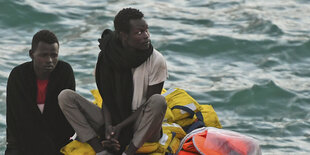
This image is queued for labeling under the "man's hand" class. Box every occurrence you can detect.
[106,124,122,140]
[101,140,120,152]
[111,124,122,140]
[104,124,122,152]
[105,124,113,140]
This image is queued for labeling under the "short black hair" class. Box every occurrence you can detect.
[31,30,59,51]
[114,8,144,34]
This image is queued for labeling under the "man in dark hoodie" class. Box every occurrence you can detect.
[58,8,168,155]
[5,30,75,155]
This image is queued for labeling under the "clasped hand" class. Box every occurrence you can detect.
[102,124,122,151]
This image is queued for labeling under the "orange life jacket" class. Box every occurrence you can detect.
[177,127,261,155]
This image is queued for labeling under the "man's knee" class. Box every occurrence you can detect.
[58,89,76,109]
[148,94,167,112]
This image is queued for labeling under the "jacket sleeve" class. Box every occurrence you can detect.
[65,63,76,91]
[5,69,21,154]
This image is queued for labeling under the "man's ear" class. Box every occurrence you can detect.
[29,49,34,59]
[119,31,129,47]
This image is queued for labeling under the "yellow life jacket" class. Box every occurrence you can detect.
[200,104,222,129]
[60,140,95,155]
[162,88,202,121]
[136,142,160,154]
[174,116,197,127]
[162,88,222,134]
[167,135,181,154]
[137,123,185,154]
[164,107,175,123]
[90,89,102,108]
[161,123,186,139]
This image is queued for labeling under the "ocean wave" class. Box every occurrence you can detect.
[238,17,284,36]
[218,80,294,108]
[160,36,278,57]
[0,1,59,28]
[187,0,241,9]
[0,114,5,127]
[0,0,309,154]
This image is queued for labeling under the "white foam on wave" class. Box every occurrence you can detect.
[0,114,5,126]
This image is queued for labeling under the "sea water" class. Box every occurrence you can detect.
[0,0,310,154]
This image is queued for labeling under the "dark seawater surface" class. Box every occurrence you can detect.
[0,0,310,154]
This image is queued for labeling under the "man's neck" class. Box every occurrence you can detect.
[35,70,50,80]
